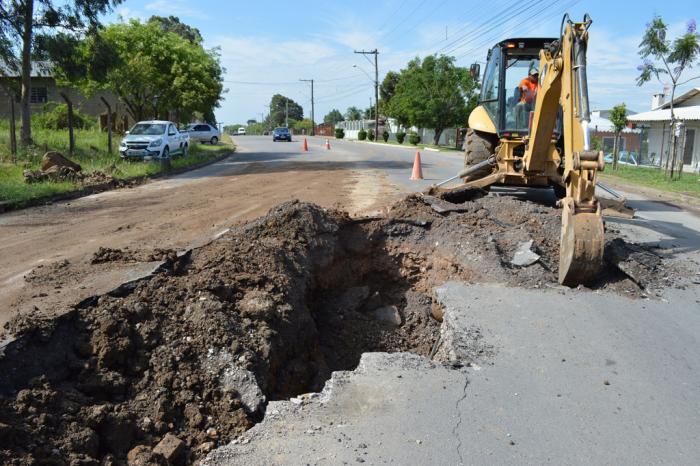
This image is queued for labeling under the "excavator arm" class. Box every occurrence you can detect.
[524,14,604,285]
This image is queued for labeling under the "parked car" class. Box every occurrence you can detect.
[184,123,220,144]
[604,151,639,166]
[237,127,246,135]
[272,127,292,142]
[119,121,189,160]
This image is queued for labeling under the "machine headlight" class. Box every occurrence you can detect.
[148,138,163,148]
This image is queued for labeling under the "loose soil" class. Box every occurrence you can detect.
[0,195,677,465]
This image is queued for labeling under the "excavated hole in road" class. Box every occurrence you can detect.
[0,197,675,465]
[0,202,451,465]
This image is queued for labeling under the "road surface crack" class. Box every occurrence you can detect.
[452,370,469,465]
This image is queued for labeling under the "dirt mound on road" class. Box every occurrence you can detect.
[0,196,672,465]
[91,247,178,264]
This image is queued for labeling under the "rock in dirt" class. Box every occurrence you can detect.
[153,433,185,464]
[511,240,540,267]
[41,151,82,172]
[373,305,402,326]
[127,445,167,465]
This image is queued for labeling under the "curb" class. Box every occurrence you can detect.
[1,150,235,215]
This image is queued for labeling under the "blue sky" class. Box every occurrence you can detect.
[107,0,699,125]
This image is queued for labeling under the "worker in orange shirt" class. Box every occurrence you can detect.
[519,68,539,109]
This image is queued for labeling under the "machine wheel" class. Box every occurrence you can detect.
[552,182,566,199]
[210,136,219,145]
[464,128,496,180]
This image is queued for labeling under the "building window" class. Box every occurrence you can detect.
[30,87,48,104]
[602,136,625,153]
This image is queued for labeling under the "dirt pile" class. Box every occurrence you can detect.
[0,195,672,465]
[91,247,178,265]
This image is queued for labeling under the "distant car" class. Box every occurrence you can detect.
[604,151,639,166]
[184,123,220,144]
[119,121,189,160]
[272,127,292,142]
[237,127,246,135]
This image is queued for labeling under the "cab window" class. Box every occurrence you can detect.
[504,56,539,132]
[480,46,501,123]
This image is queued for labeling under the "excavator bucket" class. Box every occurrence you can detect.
[558,199,605,286]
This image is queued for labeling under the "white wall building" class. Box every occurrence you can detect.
[628,88,700,172]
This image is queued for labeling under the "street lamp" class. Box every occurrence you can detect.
[353,64,374,84]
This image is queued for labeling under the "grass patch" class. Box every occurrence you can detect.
[601,164,700,198]
[0,120,234,206]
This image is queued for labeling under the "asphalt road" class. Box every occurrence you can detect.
[3,136,700,464]
[206,137,700,465]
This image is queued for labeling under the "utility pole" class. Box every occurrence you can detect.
[354,49,379,139]
[300,79,315,136]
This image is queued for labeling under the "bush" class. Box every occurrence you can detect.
[408,131,421,145]
[396,131,406,144]
[34,102,94,130]
[367,129,375,141]
[334,128,345,139]
[382,130,389,142]
[358,129,367,141]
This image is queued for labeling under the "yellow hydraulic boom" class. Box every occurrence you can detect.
[428,14,604,286]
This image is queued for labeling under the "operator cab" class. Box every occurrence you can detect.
[477,37,558,138]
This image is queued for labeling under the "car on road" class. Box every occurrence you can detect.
[272,127,292,142]
[184,123,221,144]
[604,151,639,166]
[237,127,246,135]
[119,121,189,160]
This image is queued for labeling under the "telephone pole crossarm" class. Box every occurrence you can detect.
[354,49,379,138]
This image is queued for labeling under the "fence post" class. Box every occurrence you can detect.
[9,95,17,163]
[60,92,74,155]
[100,96,113,154]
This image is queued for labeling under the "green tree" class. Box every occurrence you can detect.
[608,104,628,170]
[637,17,700,179]
[345,106,362,121]
[0,0,123,145]
[59,20,224,123]
[267,94,303,127]
[386,55,478,145]
[379,70,400,112]
[293,118,314,133]
[363,106,376,119]
[147,15,203,44]
[323,108,344,125]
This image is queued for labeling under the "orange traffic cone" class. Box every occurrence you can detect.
[325,139,331,150]
[303,138,309,151]
[410,151,424,180]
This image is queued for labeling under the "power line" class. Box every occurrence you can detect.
[440,0,551,56]
[454,0,580,61]
[430,0,522,54]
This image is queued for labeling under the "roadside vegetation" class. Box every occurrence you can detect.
[0,119,233,207]
[601,164,700,198]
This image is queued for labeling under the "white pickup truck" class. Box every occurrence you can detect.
[119,120,190,160]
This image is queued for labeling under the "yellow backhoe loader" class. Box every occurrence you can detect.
[429,14,615,286]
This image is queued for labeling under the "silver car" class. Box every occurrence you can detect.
[184,123,220,144]
[119,121,189,160]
